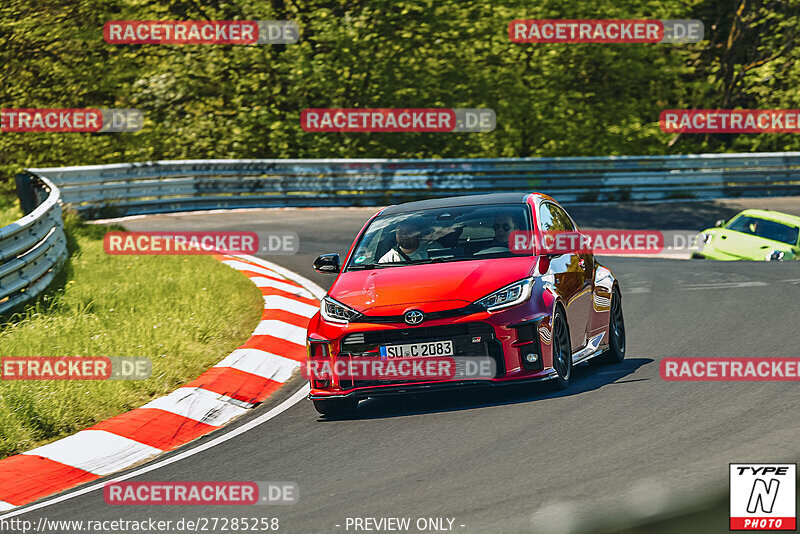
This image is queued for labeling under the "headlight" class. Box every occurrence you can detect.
[475,278,534,312]
[693,233,712,249]
[765,250,790,261]
[320,297,360,324]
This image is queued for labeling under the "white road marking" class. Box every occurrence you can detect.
[626,287,651,294]
[221,260,288,279]
[235,255,327,300]
[263,295,318,318]
[214,348,299,382]
[254,320,307,346]
[681,281,767,290]
[252,277,314,298]
[1,385,310,518]
[141,387,250,426]
[22,431,162,476]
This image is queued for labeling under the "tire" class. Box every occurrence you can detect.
[312,398,358,417]
[551,308,572,390]
[600,286,626,364]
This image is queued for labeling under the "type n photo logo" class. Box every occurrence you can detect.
[730,464,796,530]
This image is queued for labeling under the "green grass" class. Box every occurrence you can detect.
[0,195,22,228]
[0,211,264,458]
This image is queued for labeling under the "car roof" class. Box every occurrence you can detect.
[379,192,532,216]
[735,209,800,227]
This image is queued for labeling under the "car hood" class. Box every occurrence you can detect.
[706,228,796,259]
[330,257,535,315]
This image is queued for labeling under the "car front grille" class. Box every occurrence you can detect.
[337,322,504,388]
[350,304,483,324]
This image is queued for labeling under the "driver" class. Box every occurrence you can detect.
[492,213,518,249]
[379,217,432,263]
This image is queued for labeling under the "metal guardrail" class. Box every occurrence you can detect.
[0,174,68,315]
[24,152,800,218]
[4,151,800,311]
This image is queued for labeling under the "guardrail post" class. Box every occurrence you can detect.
[15,172,35,214]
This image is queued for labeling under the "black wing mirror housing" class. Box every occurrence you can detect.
[314,253,340,274]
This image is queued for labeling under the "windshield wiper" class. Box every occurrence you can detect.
[408,257,450,264]
[347,262,403,270]
[348,257,461,270]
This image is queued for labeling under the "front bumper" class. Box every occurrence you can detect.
[307,371,559,400]
[307,306,557,399]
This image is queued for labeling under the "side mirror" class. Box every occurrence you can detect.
[313,253,340,274]
[538,255,551,274]
[714,219,726,228]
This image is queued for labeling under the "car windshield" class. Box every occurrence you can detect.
[346,204,531,270]
[725,215,799,246]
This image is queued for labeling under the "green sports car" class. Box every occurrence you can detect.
[692,209,800,261]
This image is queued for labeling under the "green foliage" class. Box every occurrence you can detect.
[0,217,264,458]
[0,195,22,226]
[0,0,799,190]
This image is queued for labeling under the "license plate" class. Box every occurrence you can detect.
[379,340,454,359]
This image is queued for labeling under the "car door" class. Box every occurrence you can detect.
[538,202,592,351]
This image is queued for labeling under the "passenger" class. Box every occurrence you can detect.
[379,218,433,263]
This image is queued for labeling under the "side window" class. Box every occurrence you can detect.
[550,204,575,231]
[538,203,557,231]
[539,203,573,232]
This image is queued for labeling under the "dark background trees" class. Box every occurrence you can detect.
[1,0,799,194]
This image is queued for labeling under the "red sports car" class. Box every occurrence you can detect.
[306,193,625,416]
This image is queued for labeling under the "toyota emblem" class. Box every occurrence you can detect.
[403,310,425,325]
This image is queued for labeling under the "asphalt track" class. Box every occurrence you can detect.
[8,198,800,534]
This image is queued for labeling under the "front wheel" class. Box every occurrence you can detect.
[312,398,358,417]
[551,309,572,390]
[600,286,626,364]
